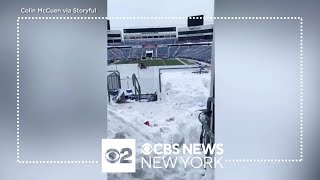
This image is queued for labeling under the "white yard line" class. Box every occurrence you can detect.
[176,58,188,65]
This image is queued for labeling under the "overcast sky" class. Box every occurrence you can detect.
[107,0,215,29]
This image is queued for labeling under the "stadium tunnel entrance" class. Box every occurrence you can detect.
[145,50,153,58]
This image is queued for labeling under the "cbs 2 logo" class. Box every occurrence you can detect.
[105,148,132,164]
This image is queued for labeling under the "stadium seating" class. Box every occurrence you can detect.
[121,48,131,59]
[108,45,212,62]
[107,42,123,46]
[107,38,213,62]
[130,48,143,59]
[156,47,169,58]
[178,46,212,62]
[124,39,176,46]
[172,46,189,57]
[168,46,178,57]
[108,48,124,60]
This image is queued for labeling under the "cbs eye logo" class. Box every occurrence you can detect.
[101,139,136,173]
[105,148,132,164]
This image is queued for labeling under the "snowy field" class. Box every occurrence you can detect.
[107,64,209,95]
[107,64,214,179]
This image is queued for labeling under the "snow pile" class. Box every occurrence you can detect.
[107,70,212,180]
[161,71,210,109]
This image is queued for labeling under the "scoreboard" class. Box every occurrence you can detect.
[188,15,204,27]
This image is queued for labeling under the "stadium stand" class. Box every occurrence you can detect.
[121,48,131,59]
[108,48,123,60]
[107,24,213,62]
[130,48,143,59]
[157,47,169,58]
[177,46,212,62]
[124,39,176,46]
[172,46,189,57]
[168,46,178,58]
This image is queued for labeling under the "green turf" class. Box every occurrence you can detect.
[114,59,187,66]
[176,58,195,65]
[181,60,194,65]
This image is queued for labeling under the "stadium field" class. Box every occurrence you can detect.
[180,59,195,65]
[114,58,195,66]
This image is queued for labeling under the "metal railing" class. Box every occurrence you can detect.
[107,70,121,102]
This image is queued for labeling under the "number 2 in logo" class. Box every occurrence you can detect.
[105,148,132,164]
[102,139,136,173]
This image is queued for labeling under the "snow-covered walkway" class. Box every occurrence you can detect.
[107,70,213,179]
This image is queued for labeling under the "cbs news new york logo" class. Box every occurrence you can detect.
[101,139,136,173]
